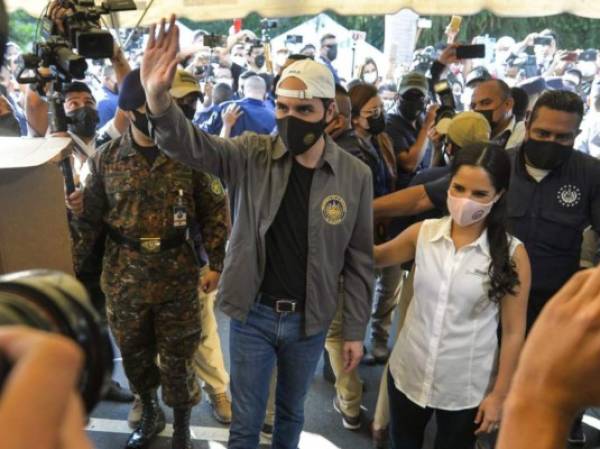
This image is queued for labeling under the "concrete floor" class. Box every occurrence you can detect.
[87,309,600,449]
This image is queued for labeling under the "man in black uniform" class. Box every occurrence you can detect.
[374,90,600,445]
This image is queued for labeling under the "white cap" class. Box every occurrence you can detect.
[276,59,335,100]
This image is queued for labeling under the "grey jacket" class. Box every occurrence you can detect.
[151,100,374,340]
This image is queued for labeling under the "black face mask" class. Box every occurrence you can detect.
[367,113,386,135]
[0,113,21,137]
[66,106,99,138]
[326,44,338,62]
[132,110,151,138]
[399,98,425,122]
[178,102,196,121]
[523,138,573,170]
[254,55,266,69]
[276,114,326,156]
[477,108,497,129]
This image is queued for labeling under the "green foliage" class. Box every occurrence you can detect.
[8,9,37,52]
[417,11,600,50]
[8,8,600,54]
[182,10,600,52]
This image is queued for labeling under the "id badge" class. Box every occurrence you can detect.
[173,206,188,229]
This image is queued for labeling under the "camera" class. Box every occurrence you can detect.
[0,270,114,413]
[434,80,456,123]
[260,19,278,30]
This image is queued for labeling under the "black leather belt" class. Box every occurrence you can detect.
[257,292,300,313]
[107,227,186,254]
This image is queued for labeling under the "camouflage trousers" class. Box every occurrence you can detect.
[106,290,202,408]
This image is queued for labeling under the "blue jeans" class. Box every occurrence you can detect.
[228,302,326,449]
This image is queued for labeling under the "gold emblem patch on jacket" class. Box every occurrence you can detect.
[321,195,347,225]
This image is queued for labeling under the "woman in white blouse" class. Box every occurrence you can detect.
[375,143,531,449]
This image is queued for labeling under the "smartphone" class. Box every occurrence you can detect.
[562,52,579,62]
[456,44,486,60]
[534,36,553,46]
[448,16,462,34]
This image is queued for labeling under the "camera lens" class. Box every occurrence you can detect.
[0,270,113,413]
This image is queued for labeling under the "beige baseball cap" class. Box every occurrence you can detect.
[170,69,201,99]
[435,111,491,148]
[276,59,335,100]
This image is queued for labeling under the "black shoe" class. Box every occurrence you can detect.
[568,416,586,445]
[125,391,166,449]
[323,351,336,384]
[172,407,193,449]
[106,380,135,403]
[333,397,361,430]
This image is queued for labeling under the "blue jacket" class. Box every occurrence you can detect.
[201,98,276,137]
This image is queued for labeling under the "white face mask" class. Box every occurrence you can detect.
[363,71,378,84]
[446,191,499,227]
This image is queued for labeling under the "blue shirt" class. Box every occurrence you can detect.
[194,104,219,127]
[96,86,119,129]
[201,98,276,137]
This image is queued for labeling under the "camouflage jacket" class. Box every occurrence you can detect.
[71,130,227,302]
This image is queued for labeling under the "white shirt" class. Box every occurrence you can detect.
[389,217,522,410]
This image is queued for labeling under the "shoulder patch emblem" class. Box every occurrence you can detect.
[210,179,224,195]
[321,195,347,225]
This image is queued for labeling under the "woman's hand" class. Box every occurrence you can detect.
[475,392,504,435]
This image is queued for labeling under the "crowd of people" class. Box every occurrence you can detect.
[1,5,600,449]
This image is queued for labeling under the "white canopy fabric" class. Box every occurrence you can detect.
[8,0,600,25]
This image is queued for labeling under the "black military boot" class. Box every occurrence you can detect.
[125,390,166,449]
[172,407,192,449]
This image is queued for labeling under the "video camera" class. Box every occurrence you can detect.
[0,270,113,413]
[17,0,136,86]
[434,80,456,123]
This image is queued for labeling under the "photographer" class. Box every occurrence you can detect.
[386,72,439,191]
[0,327,93,449]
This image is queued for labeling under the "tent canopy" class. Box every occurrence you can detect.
[8,0,600,26]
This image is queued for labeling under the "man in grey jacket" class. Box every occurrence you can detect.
[139,16,374,449]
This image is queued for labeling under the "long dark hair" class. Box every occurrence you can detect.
[451,143,519,302]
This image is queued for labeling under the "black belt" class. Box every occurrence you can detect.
[257,292,301,313]
[107,227,187,254]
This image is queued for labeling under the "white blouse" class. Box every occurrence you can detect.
[389,216,522,411]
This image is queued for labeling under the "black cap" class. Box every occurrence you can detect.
[118,68,146,112]
[64,81,95,99]
[465,67,492,88]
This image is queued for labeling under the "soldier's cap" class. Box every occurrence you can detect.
[435,111,491,148]
[398,72,429,97]
[276,59,335,100]
[118,68,146,112]
[170,69,201,99]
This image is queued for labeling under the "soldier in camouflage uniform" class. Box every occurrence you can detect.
[71,69,227,449]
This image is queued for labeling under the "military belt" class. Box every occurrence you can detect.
[107,227,186,254]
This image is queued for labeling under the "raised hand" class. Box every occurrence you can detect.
[141,15,180,115]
